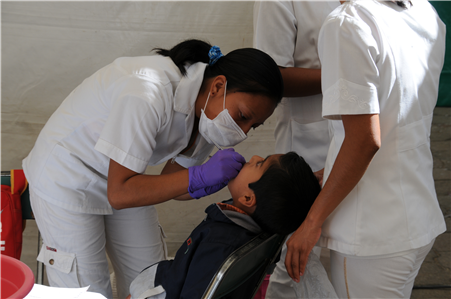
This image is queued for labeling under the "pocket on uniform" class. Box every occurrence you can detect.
[37,244,76,274]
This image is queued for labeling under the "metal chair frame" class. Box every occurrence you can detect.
[202,232,287,299]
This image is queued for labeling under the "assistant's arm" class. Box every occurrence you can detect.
[253,1,322,98]
[279,67,322,97]
[285,114,381,282]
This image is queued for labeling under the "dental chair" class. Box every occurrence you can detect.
[201,232,287,299]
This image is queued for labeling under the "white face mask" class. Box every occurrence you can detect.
[198,82,247,149]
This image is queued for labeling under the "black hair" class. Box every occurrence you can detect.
[391,1,411,9]
[154,39,283,105]
[249,152,321,235]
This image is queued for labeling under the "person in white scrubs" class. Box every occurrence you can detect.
[22,39,284,299]
[253,1,340,298]
[285,1,447,298]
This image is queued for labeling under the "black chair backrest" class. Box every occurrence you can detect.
[202,232,287,299]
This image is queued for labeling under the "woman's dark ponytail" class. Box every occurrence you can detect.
[154,39,211,76]
[155,39,283,105]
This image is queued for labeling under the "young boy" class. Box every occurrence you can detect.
[128,152,321,299]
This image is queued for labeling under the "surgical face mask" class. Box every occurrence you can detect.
[198,82,247,149]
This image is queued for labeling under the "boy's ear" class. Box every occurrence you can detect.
[238,193,257,209]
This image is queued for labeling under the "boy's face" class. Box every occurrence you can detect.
[228,154,282,210]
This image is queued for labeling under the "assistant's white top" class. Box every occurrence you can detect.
[23,56,214,214]
[318,0,446,256]
[253,1,340,171]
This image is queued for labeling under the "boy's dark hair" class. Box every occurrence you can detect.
[154,39,283,106]
[249,152,321,235]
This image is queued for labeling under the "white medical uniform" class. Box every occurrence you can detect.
[318,0,446,297]
[23,56,214,298]
[254,2,340,298]
[253,0,340,172]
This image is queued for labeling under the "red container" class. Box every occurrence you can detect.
[1,255,34,299]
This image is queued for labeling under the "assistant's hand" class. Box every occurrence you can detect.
[285,218,322,282]
[314,168,324,186]
[188,148,246,199]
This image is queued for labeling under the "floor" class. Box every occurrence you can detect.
[19,107,450,298]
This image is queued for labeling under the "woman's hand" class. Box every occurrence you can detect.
[314,168,324,186]
[285,114,381,282]
[188,148,245,198]
[285,217,322,282]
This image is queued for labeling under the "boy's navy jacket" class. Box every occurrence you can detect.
[150,200,261,298]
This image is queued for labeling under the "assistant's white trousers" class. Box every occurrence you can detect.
[30,189,167,299]
[266,234,337,299]
[266,236,434,299]
[330,240,434,299]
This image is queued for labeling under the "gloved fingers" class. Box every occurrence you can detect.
[188,148,245,193]
[231,150,246,165]
[224,161,244,179]
[189,187,206,199]
[205,181,228,194]
[189,182,227,199]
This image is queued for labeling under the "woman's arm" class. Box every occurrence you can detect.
[160,160,193,200]
[285,114,381,282]
[279,67,322,97]
[107,149,245,209]
[107,159,190,210]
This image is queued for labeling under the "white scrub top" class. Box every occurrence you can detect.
[23,56,214,214]
[318,0,446,256]
[253,0,340,171]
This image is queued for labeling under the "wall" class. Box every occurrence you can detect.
[1,1,255,170]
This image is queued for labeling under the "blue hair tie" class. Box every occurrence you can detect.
[208,46,224,66]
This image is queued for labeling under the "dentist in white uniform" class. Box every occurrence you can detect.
[23,39,284,299]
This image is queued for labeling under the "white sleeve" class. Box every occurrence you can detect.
[253,0,297,67]
[319,14,381,120]
[95,79,168,174]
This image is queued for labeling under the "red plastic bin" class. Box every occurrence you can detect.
[1,255,34,299]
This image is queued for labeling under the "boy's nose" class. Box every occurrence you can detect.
[249,155,263,164]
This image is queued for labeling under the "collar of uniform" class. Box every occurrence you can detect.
[173,62,208,115]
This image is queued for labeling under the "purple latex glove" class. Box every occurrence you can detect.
[189,182,227,200]
[188,148,246,199]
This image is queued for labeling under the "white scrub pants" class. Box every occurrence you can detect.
[30,190,167,299]
[330,240,435,299]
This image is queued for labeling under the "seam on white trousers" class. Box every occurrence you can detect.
[344,257,350,299]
